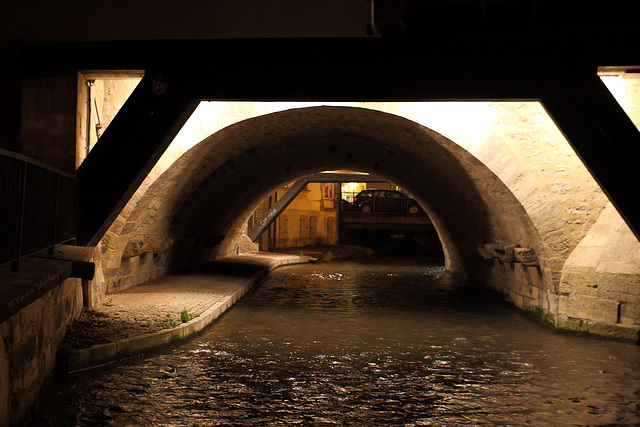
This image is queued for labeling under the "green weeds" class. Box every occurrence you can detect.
[156,313,178,329]
[135,310,200,330]
[180,309,199,323]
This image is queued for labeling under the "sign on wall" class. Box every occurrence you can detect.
[323,183,334,199]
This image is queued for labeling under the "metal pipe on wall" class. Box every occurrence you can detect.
[85,79,95,156]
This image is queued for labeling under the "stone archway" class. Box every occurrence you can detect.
[98,106,553,318]
[89,102,640,341]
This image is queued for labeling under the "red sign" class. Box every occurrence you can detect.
[323,183,334,199]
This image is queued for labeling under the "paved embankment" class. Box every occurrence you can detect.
[68,253,307,370]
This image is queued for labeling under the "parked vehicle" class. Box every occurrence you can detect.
[350,189,422,213]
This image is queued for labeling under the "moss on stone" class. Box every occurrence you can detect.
[526,305,556,326]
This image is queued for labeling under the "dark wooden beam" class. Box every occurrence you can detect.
[541,73,640,240]
[20,33,640,79]
[248,179,310,242]
[76,72,198,245]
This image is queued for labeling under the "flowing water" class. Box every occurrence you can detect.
[35,257,640,426]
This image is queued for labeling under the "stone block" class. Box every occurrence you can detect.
[557,317,639,342]
[140,253,153,269]
[133,271,151,287]
[530,286,540,302]
[521,296,536,308]
[579,233,607,247]
[559,272,579,295]
[122,239,144,258]
[557,294,569,318]
[514,247,538,266]
[0,332,9,425]
[529,266,545,289]
[513,293,524,308]
[564,294,619,323]
[562,270,598,295]
[121,222,136,235]
[596,260,639,275]
[620,317,638,326]
[116,328,184,358]
[512,174,540,201]
[122,239,173,258]
[543,290,558,313]
[626,281,640,297]
[70,342,117,369]
[130,256,140,274]
[620,301,640,325]
[118,258,132,276]
[572,245,604,269]
[180,315,210,338]
[513,263,527,282]
[598,275,640,299]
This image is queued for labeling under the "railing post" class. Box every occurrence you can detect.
[12,162,27,271]
[49,174,60,255]
[2,149,78,268]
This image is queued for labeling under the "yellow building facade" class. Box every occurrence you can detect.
[255,182,340,250]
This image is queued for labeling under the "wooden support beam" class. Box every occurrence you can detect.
[76,72,198,246]
[542,73,640,240]
[248,179,310,242]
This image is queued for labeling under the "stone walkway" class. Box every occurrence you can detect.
[68,253,306,369]
[100,253,304,323]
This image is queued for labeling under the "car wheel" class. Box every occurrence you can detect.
[362,204,372,213]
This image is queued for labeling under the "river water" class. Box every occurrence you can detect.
[36,257,640,426]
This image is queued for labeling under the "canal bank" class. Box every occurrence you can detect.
[61,253,308,371]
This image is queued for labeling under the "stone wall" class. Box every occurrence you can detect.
[558,204,640,340]
[20,75,77,174]
[90,236,170,305]
[93,105,548,303]
[0,55,21,153]
[0,278,83,426]
[75,72,142,168]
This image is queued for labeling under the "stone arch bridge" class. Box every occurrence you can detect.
[85,95,640,342]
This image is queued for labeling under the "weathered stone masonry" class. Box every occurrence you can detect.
[89,95,640,342]
[0,278,82,425]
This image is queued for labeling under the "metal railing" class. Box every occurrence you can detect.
[0,149,77,270]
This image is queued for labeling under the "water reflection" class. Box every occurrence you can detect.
[36,256,640,425]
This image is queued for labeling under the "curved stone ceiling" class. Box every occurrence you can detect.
[122,106,546,288]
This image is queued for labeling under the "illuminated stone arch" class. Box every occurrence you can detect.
[100,106,555,314]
